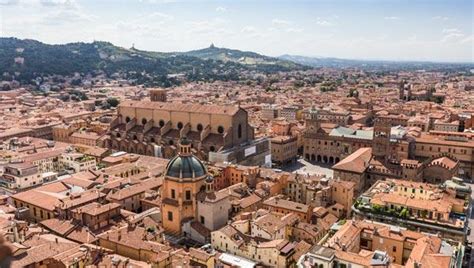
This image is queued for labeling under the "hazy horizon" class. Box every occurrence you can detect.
[0,0,472,63]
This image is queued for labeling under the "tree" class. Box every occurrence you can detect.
[107,97,120,107]
[399,208,409,218]
[1,84,11,91]
[71,78,82,86]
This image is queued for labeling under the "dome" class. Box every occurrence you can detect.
[165,154,207,179]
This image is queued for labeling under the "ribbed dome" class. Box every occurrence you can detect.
[165,154,207,179]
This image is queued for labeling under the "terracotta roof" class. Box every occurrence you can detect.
[263,195,309,214]
[120,100,241,116]
[190,220,211,237]
[40,219,76,236]
[107,179,162,201]
[12,235,78,267]
[239,194,262,209]
[430,156,458,170]
[332,147,372,174]
[72,202,121,216]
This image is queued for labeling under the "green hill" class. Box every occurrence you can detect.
[0,38,309,85]
[181,44,303,70]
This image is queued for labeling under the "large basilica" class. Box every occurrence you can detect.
[108,99,254,160]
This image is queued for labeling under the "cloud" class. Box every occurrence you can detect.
[186,18,233,36]
[441,29,465,43]
[240,26,266,38]
[138,0,177,3]
[286,27,303,33]
[272,19,291,26]
[384,16,400,20]
[40,8,97,25]
[442,28,461,34]
[37,0,96,25]
[432,16,449,21]
[39,0,75,6]
[216,6,226,12]
[147,12,174,20]
[241,26,256,33]
[460,35,473,44]
[316,18,333,26]
[0,0,19,5]
[441,33,465,42]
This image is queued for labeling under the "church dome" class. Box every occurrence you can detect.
[165,155,207,179]
[164,137,207,179]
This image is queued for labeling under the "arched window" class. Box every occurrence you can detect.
[237,124,242,139]
[197,123,203,132]
[125,116,131,123]
[217,126,224,134]
[150,137,155,143]
[133,135,137,141]
[142,118,147,125]
[159,120,165,127]
[177,122,183,130]
[116,133,121,138]
[209,146,216,152]
[169,140,174,146]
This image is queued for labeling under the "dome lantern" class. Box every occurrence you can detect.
[165,137,207,180]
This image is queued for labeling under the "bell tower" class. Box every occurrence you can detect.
[372,118,391,162]
[304,107,321,134]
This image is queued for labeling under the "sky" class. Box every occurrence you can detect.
[0,0,472,62]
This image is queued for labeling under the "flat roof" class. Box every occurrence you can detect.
[218,253,256,268]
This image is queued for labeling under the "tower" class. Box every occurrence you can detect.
[150,89,167,102]
[304,107,321,134]
[372,118,391,161]
[399,81,405,100]
[161,137,208,235]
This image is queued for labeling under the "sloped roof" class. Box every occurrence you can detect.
[332,148,372,174]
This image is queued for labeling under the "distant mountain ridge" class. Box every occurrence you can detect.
[279,54,474,70]
[0,38,309,85]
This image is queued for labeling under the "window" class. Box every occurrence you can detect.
[393,246,397,252]
[159,120,165,127]
[197,123,203,132]
[142,118,147,125]
[217,126,224,134]
[237,124,242,138]
[177,122,183,129]
[171,189,176,199]
[185,190,191,200]
[125,116,131,123]
[200,216,205,224]
[167,211,173,221]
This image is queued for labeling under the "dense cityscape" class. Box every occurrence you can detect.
[0,1,473,268]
